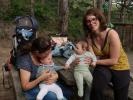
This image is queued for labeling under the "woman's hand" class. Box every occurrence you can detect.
[39,70,51,81]
[74,58,80,64]
[44,72,58,85]
[20,69,51,91]
[74,57,92,65]
[91,61,96,67]
[84,57,92,64]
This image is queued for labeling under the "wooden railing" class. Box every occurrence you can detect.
[113,23,133,51]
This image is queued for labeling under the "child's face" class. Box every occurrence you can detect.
[74,43,84,54]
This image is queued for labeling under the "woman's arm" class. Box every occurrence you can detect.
[97,29,120,65]
[20,69,51,91]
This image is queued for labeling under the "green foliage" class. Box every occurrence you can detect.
[68,8,84,39]
[10,0,31,15]
[35,0,59,33]
[69,0,93,11]
[35,2,45,17]
[0,0,31,20]
[67,0,93,39]
[0,0,133,40]
[0,0,91,39]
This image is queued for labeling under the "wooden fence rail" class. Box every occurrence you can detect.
[113,23,133,51]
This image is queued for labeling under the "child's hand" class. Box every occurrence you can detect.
[91,62,96,67]
[39,70,51,81]
[64,64,70,69]
[45,72,58,85]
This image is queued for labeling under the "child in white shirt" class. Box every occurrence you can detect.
[36,52,65,100]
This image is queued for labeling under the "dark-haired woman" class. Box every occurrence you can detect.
[83,8,130,100]
[16,37,72,100]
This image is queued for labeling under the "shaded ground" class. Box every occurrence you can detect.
[0,39,15,100]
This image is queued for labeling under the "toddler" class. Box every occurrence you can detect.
[36,52,65,100]
[64,40,97,98]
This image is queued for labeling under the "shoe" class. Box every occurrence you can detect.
[77,96,83,100]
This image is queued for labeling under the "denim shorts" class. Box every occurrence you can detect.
[24,82,73,100]
[24,86,58,100]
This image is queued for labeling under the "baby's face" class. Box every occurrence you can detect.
[74,43,84,54]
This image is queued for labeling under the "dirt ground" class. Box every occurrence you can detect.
[0,39,15,100]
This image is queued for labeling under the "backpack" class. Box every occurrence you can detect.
[14,15,38,50]
[2,16,39,89]
[5,15,39,70]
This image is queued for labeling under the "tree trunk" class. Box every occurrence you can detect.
[107,0,112,24]
[119,0,126,22]
[41,0,45,5]
[93,0,97,8]
[31,0,35,16]
[58,0,69,36]
[97,0,104,10]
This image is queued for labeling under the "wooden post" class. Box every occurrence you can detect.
[41,0,45,5]
[58,0,69,36]
[31,0,35,16]
[93,0,97,8]
[107,0,112,24]
[97,0,104,10]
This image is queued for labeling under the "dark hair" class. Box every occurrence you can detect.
[31,37,51,53]
[17,42,32,55]
[83,8,107,37]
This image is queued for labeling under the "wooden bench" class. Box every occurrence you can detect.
[10,66,26,100]
[9,56,133,100]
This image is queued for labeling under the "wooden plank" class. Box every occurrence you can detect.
[10,67,26,100]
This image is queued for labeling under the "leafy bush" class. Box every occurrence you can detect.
[1,0,132,40]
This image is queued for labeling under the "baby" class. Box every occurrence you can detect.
[64,40,97,98]
[36,52,65,100]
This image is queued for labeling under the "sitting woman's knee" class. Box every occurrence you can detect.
[43,92,57,100]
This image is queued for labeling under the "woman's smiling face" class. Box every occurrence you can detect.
[86,15,100,32]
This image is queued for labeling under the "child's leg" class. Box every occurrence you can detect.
[36,84,48,100]
[83,71,93,87]
[48,83,64,100]
[74,71,84,97]
[83,71,93,100]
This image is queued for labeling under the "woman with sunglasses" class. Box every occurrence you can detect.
[82,8,130,100]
